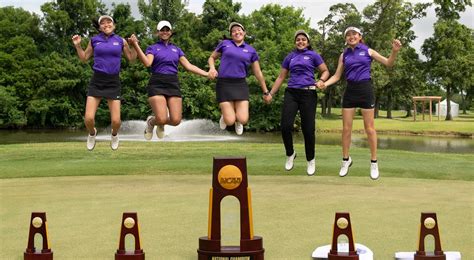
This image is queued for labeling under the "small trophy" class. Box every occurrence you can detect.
[198,157,264,259]
[115,212,145,260]
[414,213,446,260]
[328,212,359,260]
[24,212,53,260]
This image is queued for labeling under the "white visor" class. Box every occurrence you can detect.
[344,27,362,36]
[157,20,172,31]
[98,15,114,24]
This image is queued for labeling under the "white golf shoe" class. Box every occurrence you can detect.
[339,157,352,177]
[86,128,97,151]
[235,122,244,135]
[307,159,316,176]
[370,162,379,180]
[219,116,227,130]
[156,124,165,139]
[110,134,119,150]
[285,152,296,171]
[144,116,155,140]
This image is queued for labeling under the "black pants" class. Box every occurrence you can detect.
[281,88,317,161]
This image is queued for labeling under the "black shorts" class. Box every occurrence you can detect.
[147,73,181,97]
[87,72,121,100]
[342,80,375,109]
[216,78,249,103]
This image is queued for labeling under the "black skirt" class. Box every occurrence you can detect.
[147,73,181,97]
[215,78,249,103]
[342,80,375,109]
[87,72,121,100]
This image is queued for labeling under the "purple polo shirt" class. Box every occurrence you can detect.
[282,49,324,89]
[91,33,124,75]
[343,43,372,82]
[215,39,259,78]
[146,41,185,75]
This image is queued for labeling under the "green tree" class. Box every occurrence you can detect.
[317,3,362,116]
[422,0,473,120]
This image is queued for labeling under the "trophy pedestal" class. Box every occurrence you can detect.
[395,252,460,260]
[24,250,53,260]
[115,250,145,260]
[198,236,264,259]
[312,243,373,260]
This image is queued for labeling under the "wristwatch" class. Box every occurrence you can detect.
[263,91,271,96]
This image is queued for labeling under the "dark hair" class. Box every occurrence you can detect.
[294,33,313,50]
[92,17,100,32]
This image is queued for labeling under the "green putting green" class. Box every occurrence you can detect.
[1,175,472,259]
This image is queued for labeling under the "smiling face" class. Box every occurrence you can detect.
[345,30,362,47]
[295,34,309,50]
[99,18,115,35]
[158,27,172,41]
[230,25,245,43]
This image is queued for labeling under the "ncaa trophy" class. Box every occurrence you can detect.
[414,213,446,260]
[115,212,145,260]
[24,212,53,260]
[328,212,359,260]
[198,157,264,259]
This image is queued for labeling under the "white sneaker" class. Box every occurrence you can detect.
[219,116,227,130]
[110,134,119,150]
[339,157,353,177]
[156,124,165,139]
[235,122,244,135]
[307,159,316,176]
[144,116,155,140]
[285,152,296,171]
[86,128,97,151]
[370,162,379,180]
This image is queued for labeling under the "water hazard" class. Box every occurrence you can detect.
[0,119,473,154]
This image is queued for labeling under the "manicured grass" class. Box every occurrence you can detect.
[1,175,472,259]
[0,142,473,180]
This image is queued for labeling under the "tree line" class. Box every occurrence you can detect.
[0,0,472,129]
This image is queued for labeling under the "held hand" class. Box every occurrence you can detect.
[72,35,81,46]
[392,39,402,52]
[263,94,272,104]
[128,34,139,46]
[316,81,326,90]
[208,68,218,80]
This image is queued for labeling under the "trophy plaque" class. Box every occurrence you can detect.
[328,212,359,260]
[24,212,53,260]
[115,212,145,260]
[414,213,446,260]
[198,157,264,260]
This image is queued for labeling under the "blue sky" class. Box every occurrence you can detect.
[2,0,473,58]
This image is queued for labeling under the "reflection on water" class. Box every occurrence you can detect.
[0,119,473,154]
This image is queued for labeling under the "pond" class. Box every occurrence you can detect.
[0,119,472,154]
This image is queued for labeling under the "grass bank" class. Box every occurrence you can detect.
[0,142,472,180]
[315,109,474,137]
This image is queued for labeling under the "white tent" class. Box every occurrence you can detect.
[435,99,459,117]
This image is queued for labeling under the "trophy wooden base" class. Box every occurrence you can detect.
[328,252,359,260]
[414,252,446,260]
[198,236,264,260]
[115,250,145,260]
[24,249,53,260]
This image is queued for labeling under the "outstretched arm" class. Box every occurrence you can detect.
[207,51,220,80]
[265,68,289,104]
[128,34,153,67]
[315,62,330,90]
[322,53,344,88]
[179,56,209,78]
[122,38,137,62]
[251,61,269,94]
[369,39,402,68]
[72,35,92,62]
